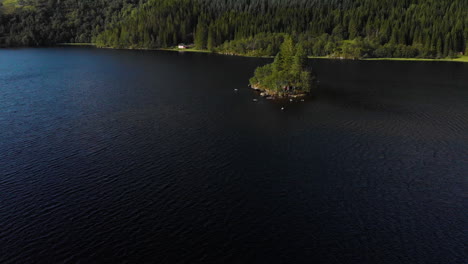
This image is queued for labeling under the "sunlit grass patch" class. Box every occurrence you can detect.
[1,0,34,13]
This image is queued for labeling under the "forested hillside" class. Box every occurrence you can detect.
[1,0,467,59]
[0,0,140,46]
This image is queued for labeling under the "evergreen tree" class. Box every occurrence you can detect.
[1,0,465,60]
[207,25,215,51]
[250,36,313,96]
[195,20,207,50]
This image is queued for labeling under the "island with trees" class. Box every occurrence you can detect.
[249,36,314,99]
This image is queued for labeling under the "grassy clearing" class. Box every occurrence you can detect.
[0,0,34,14]
[56,43,96,47]
[450,55,468,62]
[0,0,17,13]
[308,55,468,63]
[159,47,212,53]
[130,48,468,62]
[57,43,96,46]
[308,56,338,59]
[161,47,276,58]
[363,56,468,63]
[57,43,468,63]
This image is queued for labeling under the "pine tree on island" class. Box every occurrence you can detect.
[249,36,314,98]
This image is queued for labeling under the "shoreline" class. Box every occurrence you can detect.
[362,56,468,63]
[250,84,308,100]
[57,43,96,46]
[54,43,468,63]
[308,56,468,63]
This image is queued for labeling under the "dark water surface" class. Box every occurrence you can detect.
[0,48,467,263]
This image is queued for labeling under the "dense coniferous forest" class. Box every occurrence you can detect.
[1,0,467,59]
[0,0,140,46]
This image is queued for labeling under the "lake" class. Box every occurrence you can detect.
[0,47,466,263]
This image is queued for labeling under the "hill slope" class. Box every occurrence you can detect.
[0,0,140,46]
[1,0,467,59]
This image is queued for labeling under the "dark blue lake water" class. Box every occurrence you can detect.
[0,47,467,263]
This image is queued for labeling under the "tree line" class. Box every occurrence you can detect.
[1,0,467,59]
[0,0,140,46]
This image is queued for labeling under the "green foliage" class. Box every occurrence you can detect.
[0,0,140,47]
[1,0,466,60]
[93,0,196,49]
[216,33,286,57]
[194,19,207,50]
[207,25,215,51]
[250,36,313,95]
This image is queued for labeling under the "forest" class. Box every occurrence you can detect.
[0,0,140,46]
[1,0,467,59]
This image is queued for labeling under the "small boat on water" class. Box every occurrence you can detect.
[281,107,285,110]
[253,99,258,102]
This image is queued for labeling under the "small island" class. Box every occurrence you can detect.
[249,36,315,99]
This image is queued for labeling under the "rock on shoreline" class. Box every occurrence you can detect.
[250,84,308,99]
